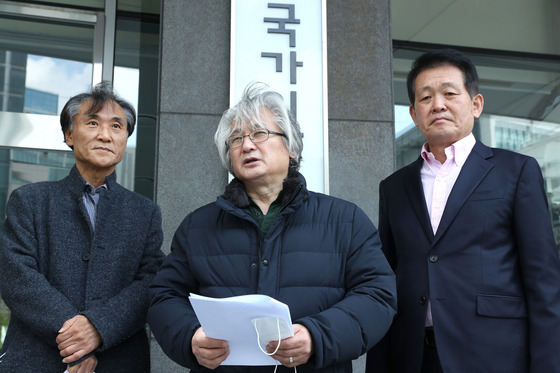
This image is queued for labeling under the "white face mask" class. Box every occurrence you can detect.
[252,316,297,372]
[252,316,293,354]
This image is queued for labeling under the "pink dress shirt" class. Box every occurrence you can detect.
[420,133,476,326]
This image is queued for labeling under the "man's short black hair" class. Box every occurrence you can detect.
[406,48,479,106]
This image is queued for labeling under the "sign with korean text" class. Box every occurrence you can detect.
[231,0,328,193]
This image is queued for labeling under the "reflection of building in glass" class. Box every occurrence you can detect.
[479,116,560,152]
[6,150,75,193]
[24,88,58,115]
[478,116,560,199]
[396,115,560,248]
[0,50,27,112]
[0,58,74,226]
[479,116,560,247]
[0,50,29,225]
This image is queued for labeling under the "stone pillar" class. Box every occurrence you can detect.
[152,1,231,370]
[327,0,394,225]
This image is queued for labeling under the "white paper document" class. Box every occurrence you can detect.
[189,293,294,366]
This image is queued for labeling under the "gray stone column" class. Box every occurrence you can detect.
[327,0,394,225]
[152,1,231,371]
[152,0,394,371]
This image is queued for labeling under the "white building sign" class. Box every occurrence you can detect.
[231,0,328,193]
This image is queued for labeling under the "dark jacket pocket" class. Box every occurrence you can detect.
[468,190,504,201]
[477,294,527,318]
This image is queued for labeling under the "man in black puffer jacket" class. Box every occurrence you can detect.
[148,82,396,373]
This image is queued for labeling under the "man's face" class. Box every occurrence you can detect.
[65,99,128,178]
[410,65,483,149]
[229,109,293,188]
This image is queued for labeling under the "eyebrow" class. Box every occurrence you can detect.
[84,113,126,125]
[417,81,461,93]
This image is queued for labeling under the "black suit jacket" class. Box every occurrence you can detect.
[367,141,560,373]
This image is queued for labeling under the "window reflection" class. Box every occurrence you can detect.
[1,51,26,112]
[25,55,92,113]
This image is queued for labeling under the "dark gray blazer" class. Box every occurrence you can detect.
[0,166,164,372]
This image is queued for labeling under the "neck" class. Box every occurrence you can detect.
[425,141,451,164]
[76,163,113,188]
[245,183,283,215]
[430,146,448,164]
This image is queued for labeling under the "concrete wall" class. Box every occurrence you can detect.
[151,0,394,371]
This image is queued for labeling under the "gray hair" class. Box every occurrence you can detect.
[214,82,304,176]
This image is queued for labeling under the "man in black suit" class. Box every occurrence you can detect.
[366,49,560,373]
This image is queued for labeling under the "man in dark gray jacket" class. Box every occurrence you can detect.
[0,82,164,372]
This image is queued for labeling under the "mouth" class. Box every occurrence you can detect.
[243,157,260,165]
[431,117,450,125]
[95,147,113,153]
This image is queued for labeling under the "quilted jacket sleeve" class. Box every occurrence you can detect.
[296,205,397,369]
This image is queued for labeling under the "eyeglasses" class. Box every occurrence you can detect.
[227,129,286,149]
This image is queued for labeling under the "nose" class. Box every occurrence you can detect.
[241,134,256,152]
[432,94,447,112]
[96,123,112,142]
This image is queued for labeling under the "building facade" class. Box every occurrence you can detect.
[0,0,558,372]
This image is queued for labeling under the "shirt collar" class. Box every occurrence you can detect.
[84,182,108,195]
[421,133,476,166]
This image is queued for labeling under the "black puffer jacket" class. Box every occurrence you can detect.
[148,174,396,372]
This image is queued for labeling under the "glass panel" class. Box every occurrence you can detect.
[391,0,560,56]
[26,54,92,114]
[28,0,104,10]
[118,0,160,15]
[0,9,95,149]
[393,44,560,252]
[26,0,161,14]
[114,8,160,200]
[0,10,95,63]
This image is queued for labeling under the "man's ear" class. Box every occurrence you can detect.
[472,94,484,119]
[65,129,74,147]
[409,105,419,127]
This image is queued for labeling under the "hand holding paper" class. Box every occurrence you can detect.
[266,323,314,367]
[189,293,294,366]
[191,327,230,369]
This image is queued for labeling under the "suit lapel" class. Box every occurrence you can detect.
[432,141,494,246]
[404,157,435,242]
